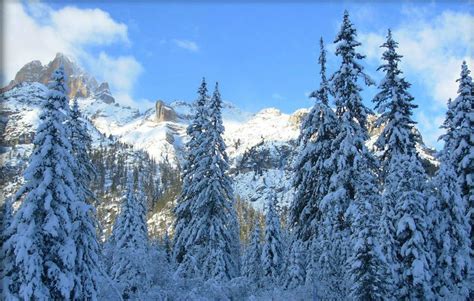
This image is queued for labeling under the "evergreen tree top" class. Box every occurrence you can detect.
[210,83,223,125]
[48,65,66,88]
[187,77,209,137]
[372,29,418,163]
[334,10,361,52]
[457,61,472,96]
[377,30,403,76]
[439,98,454,152]
[331,10,374,134]
[207,82,228,162]
[310,37,330,105]
[197,77,208,107]
[45,65,69,112]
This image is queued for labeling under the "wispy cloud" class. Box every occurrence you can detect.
[3,1,144,108]
[359,8,474,148]
[172,39,199,52]
[359,10,474,105]
[271,93,285,101]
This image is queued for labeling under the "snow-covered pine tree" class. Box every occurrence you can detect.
[330,10,374,136]
[431,153,470,298]
[372,29,418,177]
[291,37,340,245]
[69,97,96,202]
[284,239,305,289]
[176,82,240,281]
[67,97,102,300]
[70,199,101,300]
[110,172,150,298]
[318,10,375,298]
[0,198,16,297]
[1,66,78,300]
[261,192,284,286]
[446,62,474,248]
[371,30,425,298]
[390,154,433,299]
[430,91,471,299]
[242,220,263,287]
[173,78,209,266]
[346,164,388,300]
[439,98,454,153]
[304,233,319,289]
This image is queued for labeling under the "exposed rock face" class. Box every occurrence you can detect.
[289,108,308,128]
[94,82,115,104]
[3,53,100,101]
[13,60,45,83]
[155,100,177,122]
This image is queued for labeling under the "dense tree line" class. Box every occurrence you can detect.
[1,10,472,300]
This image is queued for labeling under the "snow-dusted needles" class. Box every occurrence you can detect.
[1,10,472,300]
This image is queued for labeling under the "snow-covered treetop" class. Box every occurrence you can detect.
[309,38,330,106]
[372,29,418,164]
[46,65,69,112]
[456,61,472,97]
[208,82,228,161]
[331,10,374,135]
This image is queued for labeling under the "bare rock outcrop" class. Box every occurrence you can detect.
[155,100,177,122]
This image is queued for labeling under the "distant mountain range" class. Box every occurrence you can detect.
[0,53,439,235]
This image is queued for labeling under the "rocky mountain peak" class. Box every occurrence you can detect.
[257,108,282,117]
[13,60,45,83]
[289,108,309,128]
[3,53,109,102]
[94,82,115,104]
[155,100,177,122]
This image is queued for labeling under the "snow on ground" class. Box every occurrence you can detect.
[224,108,301,160]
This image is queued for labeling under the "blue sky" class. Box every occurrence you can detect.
[4,0,473,148]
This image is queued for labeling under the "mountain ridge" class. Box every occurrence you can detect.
[1,54,438,216]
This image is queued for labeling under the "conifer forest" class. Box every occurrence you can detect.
[1,8,473,301]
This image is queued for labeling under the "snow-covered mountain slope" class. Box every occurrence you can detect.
[1,54,438,215]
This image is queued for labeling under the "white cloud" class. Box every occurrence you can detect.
[359,9,473,148]
[3,1,143,108]
[360,10,474,105]
[172,39,199,52]
[50,7,129,46]
[271,93,285,100]
[416,112,445,149]
[91,52,143,96]
[114,92,155,110]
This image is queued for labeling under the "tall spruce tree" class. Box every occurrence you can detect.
[1,66,78,300]
[431,152,470,298]
[430,66,472,299]
[318,10,375,298]
[68,97,101,300]
[330,10,374,136]
[346,164,388,300]
[241,220,263,287]
[284,239,305,289]
[389,154,433,299]
[446,62,474,247]
[173,79,209,266]
[176,83,240,281]
[0,198,16,298]
[291,38,339,244]
[261,192,284,286]
[110,172,150,298]
[372,30,418,176]
[69,98,96,202]
[372,30,427,298]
